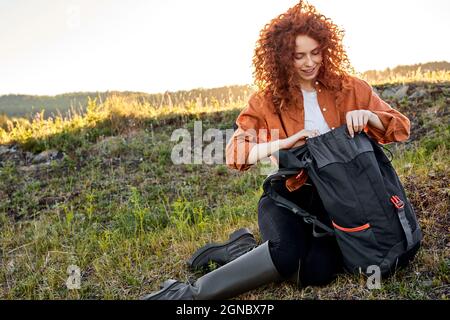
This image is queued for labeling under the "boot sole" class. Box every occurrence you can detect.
[187,228,255,270]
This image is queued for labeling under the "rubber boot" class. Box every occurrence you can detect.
[187,228,257,271]
[142,241,282,300]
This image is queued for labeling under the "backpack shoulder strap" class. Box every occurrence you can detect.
[263,170,335,238]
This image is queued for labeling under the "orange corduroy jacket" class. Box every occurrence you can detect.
[225,76,411,191]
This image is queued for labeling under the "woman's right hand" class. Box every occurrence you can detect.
[281,129,320,149]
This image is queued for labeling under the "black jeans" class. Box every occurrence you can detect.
[258,178,343,286]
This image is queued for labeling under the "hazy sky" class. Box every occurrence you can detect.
[1,0,449,95]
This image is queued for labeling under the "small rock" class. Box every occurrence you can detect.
[409,89,427,100]
[32,150,63,164]
[25,152,34,163]
[0,146,10,156]
[394,85,409,100]
[382,88,397,99]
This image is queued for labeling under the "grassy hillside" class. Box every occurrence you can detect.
[0,85,253,120]
[0,78,449,299]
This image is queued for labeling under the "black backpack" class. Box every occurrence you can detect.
[263,125,422,277]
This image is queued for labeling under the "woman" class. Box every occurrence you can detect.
[144,1,410,300]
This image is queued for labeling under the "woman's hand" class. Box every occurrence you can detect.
[346,110,386,137]
[281,129,320,149]
[345,110,373,138]
[247,129,318,165]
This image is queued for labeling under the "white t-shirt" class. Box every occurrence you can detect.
[302,89,331,135]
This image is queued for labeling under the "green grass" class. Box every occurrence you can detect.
[0,81,449,300]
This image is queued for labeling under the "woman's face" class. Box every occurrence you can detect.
[293,35,323,83]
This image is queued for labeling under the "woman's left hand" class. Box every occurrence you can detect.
[345,110,374,138]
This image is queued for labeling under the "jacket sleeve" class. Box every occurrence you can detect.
[225,93,268,171]
[354,78,411,144]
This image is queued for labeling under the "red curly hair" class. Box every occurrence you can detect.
[252,1,354,113]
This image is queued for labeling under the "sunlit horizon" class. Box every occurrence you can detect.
[1,0,449,96]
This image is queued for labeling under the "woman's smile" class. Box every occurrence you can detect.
[300,65,318,76]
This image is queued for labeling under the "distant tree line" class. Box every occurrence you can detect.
[1,61,449,120]
[0,92,107,119]
[0,85,255,120]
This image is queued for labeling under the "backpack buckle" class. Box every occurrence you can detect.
[390,195,404,209]
[303,217,314,225]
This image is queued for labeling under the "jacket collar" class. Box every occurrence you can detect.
[314,77,331,91]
